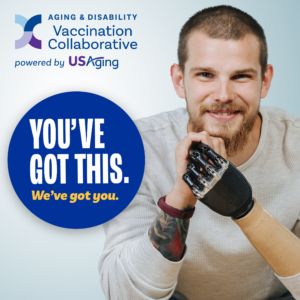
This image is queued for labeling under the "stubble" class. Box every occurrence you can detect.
[187,101,260,157]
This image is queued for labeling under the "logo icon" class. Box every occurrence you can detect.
[15,14,42,49]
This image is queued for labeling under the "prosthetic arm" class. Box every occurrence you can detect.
[183,142,300,298]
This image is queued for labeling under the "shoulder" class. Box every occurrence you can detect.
[135,107,188,134]
[134,108,188,190]
[134,107,188,149]
[262,106,300,129]
[261,106,300,161]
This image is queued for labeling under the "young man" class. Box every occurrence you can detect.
[99,6,300,300]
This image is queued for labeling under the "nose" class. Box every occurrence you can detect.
[212,78,235,103]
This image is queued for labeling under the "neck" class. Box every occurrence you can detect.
[228,113,262,167]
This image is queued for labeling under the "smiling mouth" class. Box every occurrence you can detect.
[208,110,241,116]
[206,110,242,120]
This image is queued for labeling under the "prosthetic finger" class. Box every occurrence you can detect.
[191,142,228,170]
[186,163,213,190]
[182,142,254,219]
[189,150,215,176]
[182,172,206,199]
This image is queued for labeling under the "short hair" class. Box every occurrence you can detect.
[178,5,268,77]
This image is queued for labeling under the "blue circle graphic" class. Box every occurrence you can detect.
[8,92,145,229]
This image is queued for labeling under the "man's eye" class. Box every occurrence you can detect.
[198,72,214,78]
[233,74,251,79]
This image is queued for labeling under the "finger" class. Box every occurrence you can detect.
[185,131,213,148]
[211,137,221,156]
[218,138,227,159]
[176,131,213,159]
[208,138,221,167]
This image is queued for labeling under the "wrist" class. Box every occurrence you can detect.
[231,197,255,220]
[166,184,197,210]
[233,198,265,229]
[158,196,195,219]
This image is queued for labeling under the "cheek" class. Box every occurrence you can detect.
[235,83,261,108]
[185,79,211,108]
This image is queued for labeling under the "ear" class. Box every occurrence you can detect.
[170,64,186,98]
[260,64,274,99]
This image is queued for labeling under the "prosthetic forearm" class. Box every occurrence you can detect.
[183,142,300,278]
[234,200,300,278]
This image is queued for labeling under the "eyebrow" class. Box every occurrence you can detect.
[190,67,217,74]
[190,67,258,76]
[233,68,258,76]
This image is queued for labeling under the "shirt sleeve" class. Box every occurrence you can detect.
[292,217,300,239]
[274,217,300,300]
[275,272,300,300]
[98,180,186,300]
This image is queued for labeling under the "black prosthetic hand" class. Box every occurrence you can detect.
[182,142,254,219]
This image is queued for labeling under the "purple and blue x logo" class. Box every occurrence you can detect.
[15,14,42,49]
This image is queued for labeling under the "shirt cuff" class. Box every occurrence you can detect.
[275,272,300,300]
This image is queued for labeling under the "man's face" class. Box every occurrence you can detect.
[183,32,262,156]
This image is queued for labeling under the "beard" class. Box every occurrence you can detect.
[188,101,260,157]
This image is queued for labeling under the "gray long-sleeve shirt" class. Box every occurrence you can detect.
[99,106,300,300]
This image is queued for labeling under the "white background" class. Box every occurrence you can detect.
[1,0,300,299]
